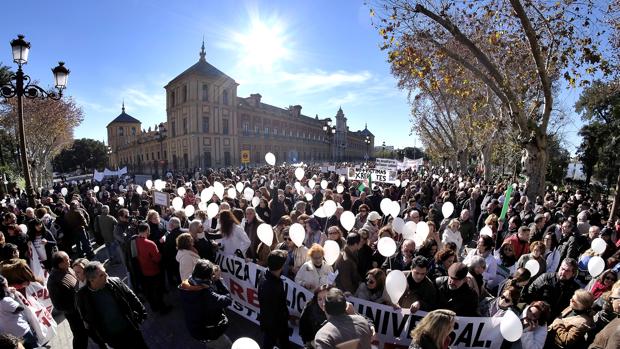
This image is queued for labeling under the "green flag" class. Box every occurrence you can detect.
[499,184,513,221]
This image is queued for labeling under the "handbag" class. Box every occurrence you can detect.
[204,313,229,340]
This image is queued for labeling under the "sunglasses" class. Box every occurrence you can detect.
[500,295,513,303]
[283,237,291,241]
[605,276,617,281]
[366,278,375,284]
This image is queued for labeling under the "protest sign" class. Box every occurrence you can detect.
[153,191,170,207]
[214,253,504,348]
[376,158,400,171]
[347,168,397,183]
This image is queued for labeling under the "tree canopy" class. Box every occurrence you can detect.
[53,138,108,173]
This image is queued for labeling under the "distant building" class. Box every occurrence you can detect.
[566,161,586,181]
[107,42,374,173]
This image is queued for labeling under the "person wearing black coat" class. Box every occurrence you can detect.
[525,258,581,319]
[178,259,232,348]
[299,286,329,346]
[435,263,479,317]
[557,220,589,263]
[258,250,291,349]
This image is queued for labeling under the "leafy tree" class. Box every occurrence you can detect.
[371,0,612,200]
[545,134,570,185]
[53,138,108,173]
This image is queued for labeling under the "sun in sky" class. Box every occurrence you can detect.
[231,12,292,71]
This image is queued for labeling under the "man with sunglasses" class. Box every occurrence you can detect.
[590,288,620,349]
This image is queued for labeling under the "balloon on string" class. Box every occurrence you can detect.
[177,186,186,197]
[591,238,607,255]
[340,211,355,231]
[553,185,558,191]
[184,205,195,217]
[500,310,523,342]
[378,237,397,257]
[232,337,260,349]
[236,182,244,193]
[308,179,316,188]
[394,179,401,188]
[380,198,392,216]
[294,182,302,192]
[449,173,454,178]
[172,197,183,211]
[324,240,340,265]
[389,201,401,218]
[19,224,27,234]
[207,203,219,219]
[93,186,100,193]
[385,270,407,304]
[459,182,465,189]
[119,185,124,191]
[61,188,68,196]
[265,152,276,166]
[588,256,605,277]
[257,224,274,246]
[403,221,417,240]
[314,206,326,218]
[201,187,214,202]
[227,187,236,199]
[323,200,337,217]
[136,186,143,195]
[305,193,313,201]
[320,180,328,190]
[438,177,444,183]
[524,259,540,276]
[289,223,306,247]
[414,222,429,246]
[480,226,493,237]
[198,202,207,211]
[339,175,346,183]
[251,197,260,208]
[154,179,164,191]
[295,167,305,181]
[442,202,455,218]
[458,176,463,182]
[402,179,409,188]
[336,184,344,194]
[145,180,153,190]
[117,197,125,206]
[392,217,405,234]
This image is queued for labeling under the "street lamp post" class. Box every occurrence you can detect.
[364,135,371,161]
[155,122,167,178]
[322,120,336,162]
[0,35,70,207]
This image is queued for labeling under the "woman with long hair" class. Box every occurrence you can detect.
[354,268,392,305]
[543,231,561,273]
[431,247,457,280]
[299,285,332,347]
[218,210,250,257]
[26,218,57,271]
[244,207,264,260]
[408,309,456,349]
[586,269,618,300]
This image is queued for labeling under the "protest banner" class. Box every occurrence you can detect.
[214,253,504,348]
[347,168,397,183]
[375,158,400,171]
[399,157,424,171]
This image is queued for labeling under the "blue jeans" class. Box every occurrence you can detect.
[105,240,122,264]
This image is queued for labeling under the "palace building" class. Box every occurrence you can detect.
[107,42,374,174]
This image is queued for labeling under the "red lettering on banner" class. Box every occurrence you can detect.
[247,287,260,308]
[229,279,246,301]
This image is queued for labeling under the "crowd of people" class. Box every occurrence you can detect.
[0,162,619,349]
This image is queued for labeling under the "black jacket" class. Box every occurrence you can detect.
[257,270,289,334]
[558,233,589,262]
[299,297,326,343]
[526,272,580,319]
[178,279,232,340]
[435,276,479,316]
[76,277,146,338]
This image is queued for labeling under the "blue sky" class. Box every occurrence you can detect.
[1,0,585,153]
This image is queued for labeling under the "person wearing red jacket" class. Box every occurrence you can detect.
[503,226,531,259]
[135,222,171,314]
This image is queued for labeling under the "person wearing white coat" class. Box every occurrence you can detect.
[463,235,498,284]
[510,303,549,349]
[176,233,201,280]
[295,244,333,292]
[442,219,463,252]
[219,210,251,256]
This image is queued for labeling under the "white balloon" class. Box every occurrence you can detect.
[323,200,337,217]
[308,179,316,188]
[93,186,100,193]
[207,202,219,219]
[588,256,605,277]
[257,224,274,246]
[289,223,306,247]
[198,202,207,211]
[340,211,355,231]
[336,184,344,194]
[19,224,27,234]
[304,193,313,201]
[232,337,260,349]
[201,187,214,202]
[402,179,409,188]
[439,177,444,183]
[117,197,125,206]
[500,310,523,342]
[403,221,417,240]
[214,182,225,199]
[177,186,186,197]
[61,188,68,196]
[449,173,454,178]
[243,187,255,202]
[414,221,429,246]
[295,167,305,181]
[392,217,405,234]
[553,185,558,191]
[320,180,328,190]
[324,240,341,265]
[380,198,392,216]
[184,205,195,217]
[227,187,236,199]
[480,226,493,237]
[145,180,153,190]
[389,201,401,218]
[172,197,183,211]
[378,237,397,257]
[442,202,455,218]
[236,182,244,193]
[339,175,346,183]
[458,176,463,182]
[294,182,302,192]
[265,152,276,166]
[385,270,407,304]
[136,186,143,195]
[251,197,260,208]
[592,238,607,255]
[394,179,401,188]
[524,259,540,276]
[459,182,465,189]
[154,179,164,191]
[314,206,326,218]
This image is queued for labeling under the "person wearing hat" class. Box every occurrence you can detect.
[369,186,383,215]
[434,262,479,316]
[589,285,620,349]
[362,211,382,245]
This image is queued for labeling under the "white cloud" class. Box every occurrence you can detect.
[327,92,360,107]
[120,87,165,109]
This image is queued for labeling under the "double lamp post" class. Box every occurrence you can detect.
[0,35,70,207]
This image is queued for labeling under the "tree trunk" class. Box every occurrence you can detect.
[522,134,548,202]
[480,145,492,182]
[609,171,620,224]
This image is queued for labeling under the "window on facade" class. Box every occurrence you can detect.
[131,127,136,136]
[182,85,187,102]
[172,155,178,169]
[242,122,249,133]
[171,91,176,107]
[183,118,187,134]
[183,154,188,168]
[202,117,209,133]
[224,151,231,166]
[118,127,124,136]
[202,84,209,101]
[254,125,259,134]
[222,90,229,105]
[264,127,269,135]
[157,151,160,159]
[289,130,293,136]
[223,119,229,135]
[171,121,176,137]
[204,152,212,168]
[273,128,277,135]
[151,152,154,161]
[146,153,149,160]
[296,131,300,138]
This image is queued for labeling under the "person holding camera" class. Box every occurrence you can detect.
[178,259,232,348]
